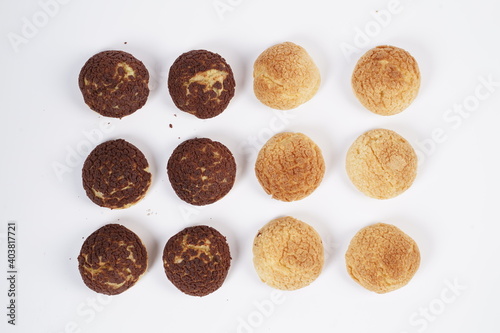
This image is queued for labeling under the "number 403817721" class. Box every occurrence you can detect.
[7,222,16,270]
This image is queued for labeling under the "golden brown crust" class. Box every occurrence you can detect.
[345,223,420,293]
[352,45,420,116]
[253,216,324,290]
[253,42,321,110]
[255,132,325,202]
[346,129,417,199]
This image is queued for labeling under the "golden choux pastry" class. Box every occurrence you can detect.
[253,42,321,110]
[253,216,324,290]
[352,45,420,116]
[255,132,325,202]
[346,128,417,199]
[345,223,420,293]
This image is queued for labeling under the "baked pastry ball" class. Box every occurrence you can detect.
[167,138,236,205]
[82,139,152,209]
[253,216,324,290]
[79,50,150,118]
[78,224,148,295]
[255,132,325,202]
[345,223,420,293]
[253,42,321,110]
[168,49,235,119]
[346,129,417,199]
[352,45,420,116]
[163,225,231,297]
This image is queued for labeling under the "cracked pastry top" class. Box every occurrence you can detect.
[78,50,150,118]
[255,132,325,202]
[352,45,420,116]
[82,139,152,209]
[168,49,235,119]
[345,223,420,293]
[78,224,148,295]
[167,138,236,206]
[345,129,417,200]
[253,216,324,290]
[253,42,321,110]
[163,225,231,297]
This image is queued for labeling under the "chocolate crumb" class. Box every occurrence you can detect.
[78,224,148,295]
[78,50,149,118]
[82,139,152,209]
[167,138,236,205]
[163,225,231,296]
[167,50,235,119]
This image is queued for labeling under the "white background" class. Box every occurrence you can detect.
[1,0,500,332]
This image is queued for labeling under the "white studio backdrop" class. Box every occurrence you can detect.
[1,0,499,332]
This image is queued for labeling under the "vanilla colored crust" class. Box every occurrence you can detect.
[345,223,420,293]
[253,42,321,110]
[253,216,324,291]
[346,129,417,199]
[352,45,420,116]
[255,132,325,202]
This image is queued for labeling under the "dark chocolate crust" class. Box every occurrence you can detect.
[79,50,150,118]
[82,139,151,209]
[167,50,235,119]
[163,225,231,296]
[78,224,148,295]
[167,138,236,206]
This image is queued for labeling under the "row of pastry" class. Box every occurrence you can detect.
[78,43,420,119]
[78,218,419,296]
